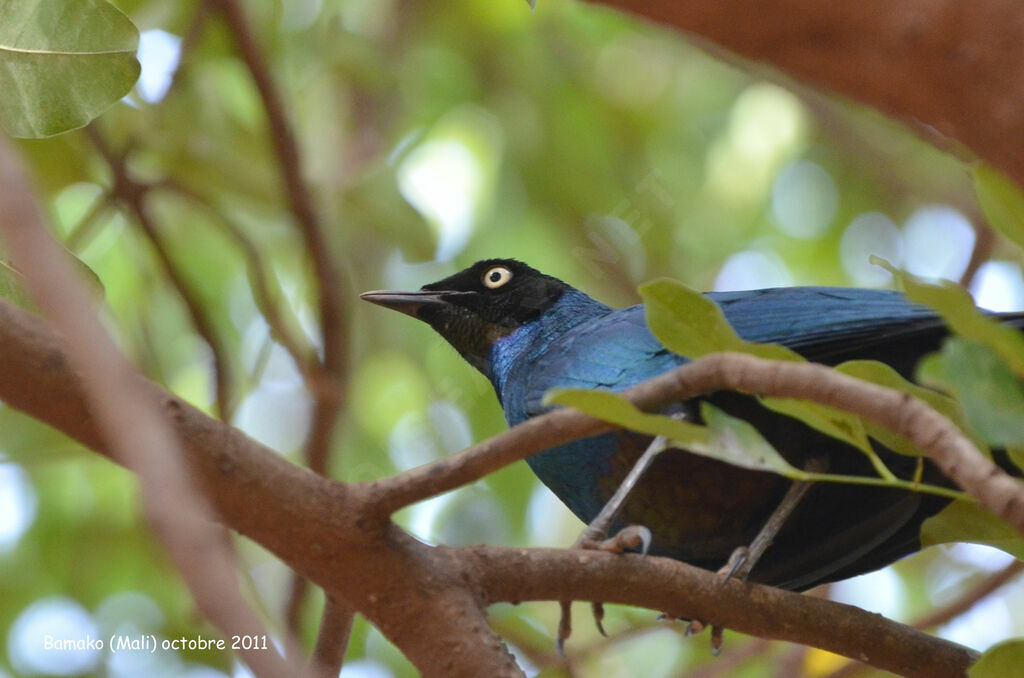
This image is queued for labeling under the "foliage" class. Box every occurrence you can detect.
[969,639,1024,678]
[2,0,1024,677]
[973,163,1024,255]
[0,0,139,137]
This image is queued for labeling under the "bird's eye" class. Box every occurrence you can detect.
[482,266,513,289]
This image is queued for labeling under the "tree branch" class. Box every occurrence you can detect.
[466,546,976,678]
[304,596,355,678]
[204,0,349,406]
[160,179,319,382]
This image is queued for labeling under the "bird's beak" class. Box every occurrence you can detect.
[359,289,452,319]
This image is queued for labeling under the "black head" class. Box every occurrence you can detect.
[361,259,570,373]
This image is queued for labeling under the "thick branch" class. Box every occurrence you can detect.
[594,0,1024,189]
[467,546,976,678]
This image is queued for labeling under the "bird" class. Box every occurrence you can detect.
[361,258,1019,591]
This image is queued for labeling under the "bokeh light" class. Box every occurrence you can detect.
[771,160,838,239]
[713,248,793,291]
[398,106,504,262]
[839,211,903,286]
[705,83,807,205]
[829,568,905,619]
[136,30,182,104]
[971,261,1024,312]
[902,205,975,280]
[8,598,101,676]
[0,455,37,554]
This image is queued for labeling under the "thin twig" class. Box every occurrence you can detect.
[204,0,348,391]
[159,180,317,380]
[162,3,209,102]
[64,190,110,251]
[85,126,234,419]
[914,559,1024,629]
[0,135,295,677]
[771,644,809,678]
[304,596,355,678]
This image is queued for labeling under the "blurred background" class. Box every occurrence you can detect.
[2,0,1023,676]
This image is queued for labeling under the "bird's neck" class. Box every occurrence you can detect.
[487,289,611,398]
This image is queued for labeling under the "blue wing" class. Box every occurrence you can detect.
[521,286,939,416]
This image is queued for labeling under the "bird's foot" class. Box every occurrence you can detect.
[585,524,653,555]
[557,524,654,652]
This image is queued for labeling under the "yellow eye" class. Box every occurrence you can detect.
[482,266,513,289]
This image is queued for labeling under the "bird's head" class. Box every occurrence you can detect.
[361,259,570,374]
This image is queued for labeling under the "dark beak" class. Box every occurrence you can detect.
[359,289,453,319]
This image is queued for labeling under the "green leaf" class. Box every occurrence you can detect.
[0,0,140,138]
[921,500,1024,560]
[699,402,802,476]
[545,387,963,498]
[761,397,874,454]
[0,405,90,466]
[0,237,104,307]
[639,277,877,468]
[972,163,1024,253]
[873,257,1024,378]
[638,277,802,362]
[918,339,1024,448]
[838,359,988,458]
[970,640,1024,678]
[545,387,804,476]
[0,258,34,309]
[543,388,708,445]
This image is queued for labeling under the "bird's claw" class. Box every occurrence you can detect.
[556,600,571,657]
[592,601,607,637]
[711,625,724,655]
